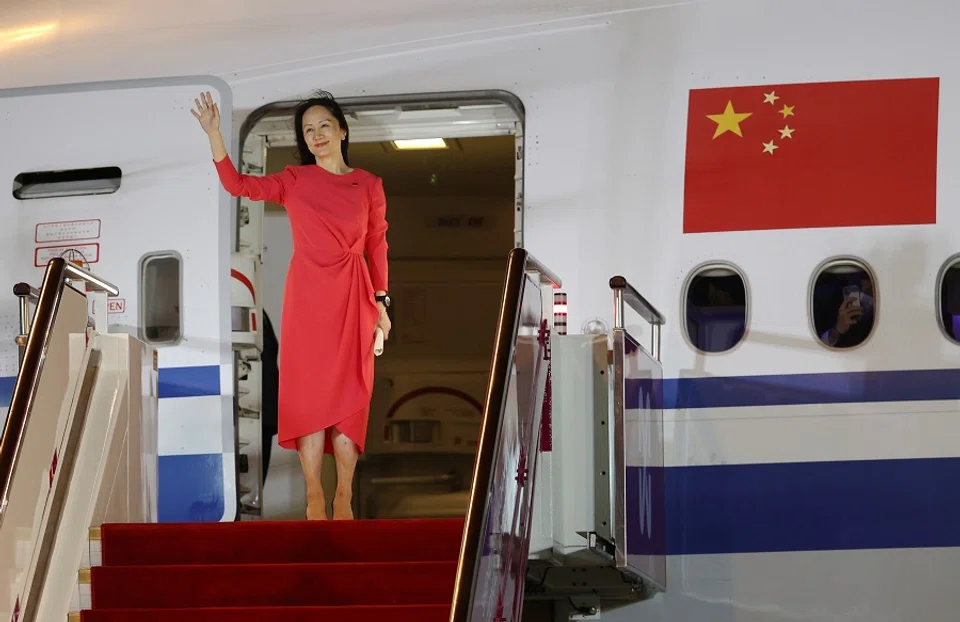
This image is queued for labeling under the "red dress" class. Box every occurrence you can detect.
[214,156,388,455]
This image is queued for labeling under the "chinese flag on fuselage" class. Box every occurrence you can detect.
[682,77,939,234]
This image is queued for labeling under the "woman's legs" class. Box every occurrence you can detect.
[296,429,327,520]
[330,426,359,520]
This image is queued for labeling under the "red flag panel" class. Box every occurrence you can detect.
[682,77,939,234]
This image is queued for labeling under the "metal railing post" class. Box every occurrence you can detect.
[13,283,41,367]
[608,276,666,362]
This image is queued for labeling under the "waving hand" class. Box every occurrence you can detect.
[190,91,220,136]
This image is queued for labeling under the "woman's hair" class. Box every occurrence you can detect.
[293,90,350,165]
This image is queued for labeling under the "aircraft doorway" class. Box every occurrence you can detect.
[237,95,523,520]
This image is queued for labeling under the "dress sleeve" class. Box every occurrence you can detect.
[365,177,389,292]
[214,155,296,205]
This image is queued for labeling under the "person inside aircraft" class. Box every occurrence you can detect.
[191,90,391,521]
[814,272,875,348]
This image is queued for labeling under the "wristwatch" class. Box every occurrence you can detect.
[375,294,391,308]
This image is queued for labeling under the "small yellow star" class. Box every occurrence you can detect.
[763,91,779,105]
[762,141,778,154]
[779,125,795,139]
[706,100,753,139]
[779,104,795,118]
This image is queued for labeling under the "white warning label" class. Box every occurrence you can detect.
[34,243,100,268]
[35,219,101,243]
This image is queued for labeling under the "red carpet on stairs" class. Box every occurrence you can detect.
[80,517,464,621]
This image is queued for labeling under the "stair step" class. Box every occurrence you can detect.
[101,518,464,566]
[79,604,451,621]
[90,561,457,609]
[83,517,465,618]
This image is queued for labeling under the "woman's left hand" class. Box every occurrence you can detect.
[376,303,391,340]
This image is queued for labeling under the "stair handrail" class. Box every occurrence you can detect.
[13,282,40,367]
[0,258,119,528]
[609,275,666,362]
[607,274,668,592]
[450,247,560,621]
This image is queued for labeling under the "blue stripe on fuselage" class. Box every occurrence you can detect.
[4,366,956,409]
[626,458,960,555]
[623,367,960,410]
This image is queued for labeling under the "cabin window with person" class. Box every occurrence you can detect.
[811,260,876,349]
[937,257,960,343]
[684,264,748,353]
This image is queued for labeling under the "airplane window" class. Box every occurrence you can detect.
[12,166,121,200]
[937,258,960,343]
[684,264,747,353]
[139,252,182,346]
[811,259,876,349]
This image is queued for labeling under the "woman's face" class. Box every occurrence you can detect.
[301,105,345,162]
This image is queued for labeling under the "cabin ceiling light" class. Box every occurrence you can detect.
[392,138,448,150]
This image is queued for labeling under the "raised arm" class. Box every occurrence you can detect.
[191,91,294,205]
[213,155,295,204]
[366,177,389,294]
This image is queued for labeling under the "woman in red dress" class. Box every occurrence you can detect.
[191,91,391,521]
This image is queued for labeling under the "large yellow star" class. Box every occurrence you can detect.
[706,101,753,139]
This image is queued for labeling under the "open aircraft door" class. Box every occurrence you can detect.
[0,77,238,523]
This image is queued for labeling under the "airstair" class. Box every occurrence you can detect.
[1,249,667,620]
